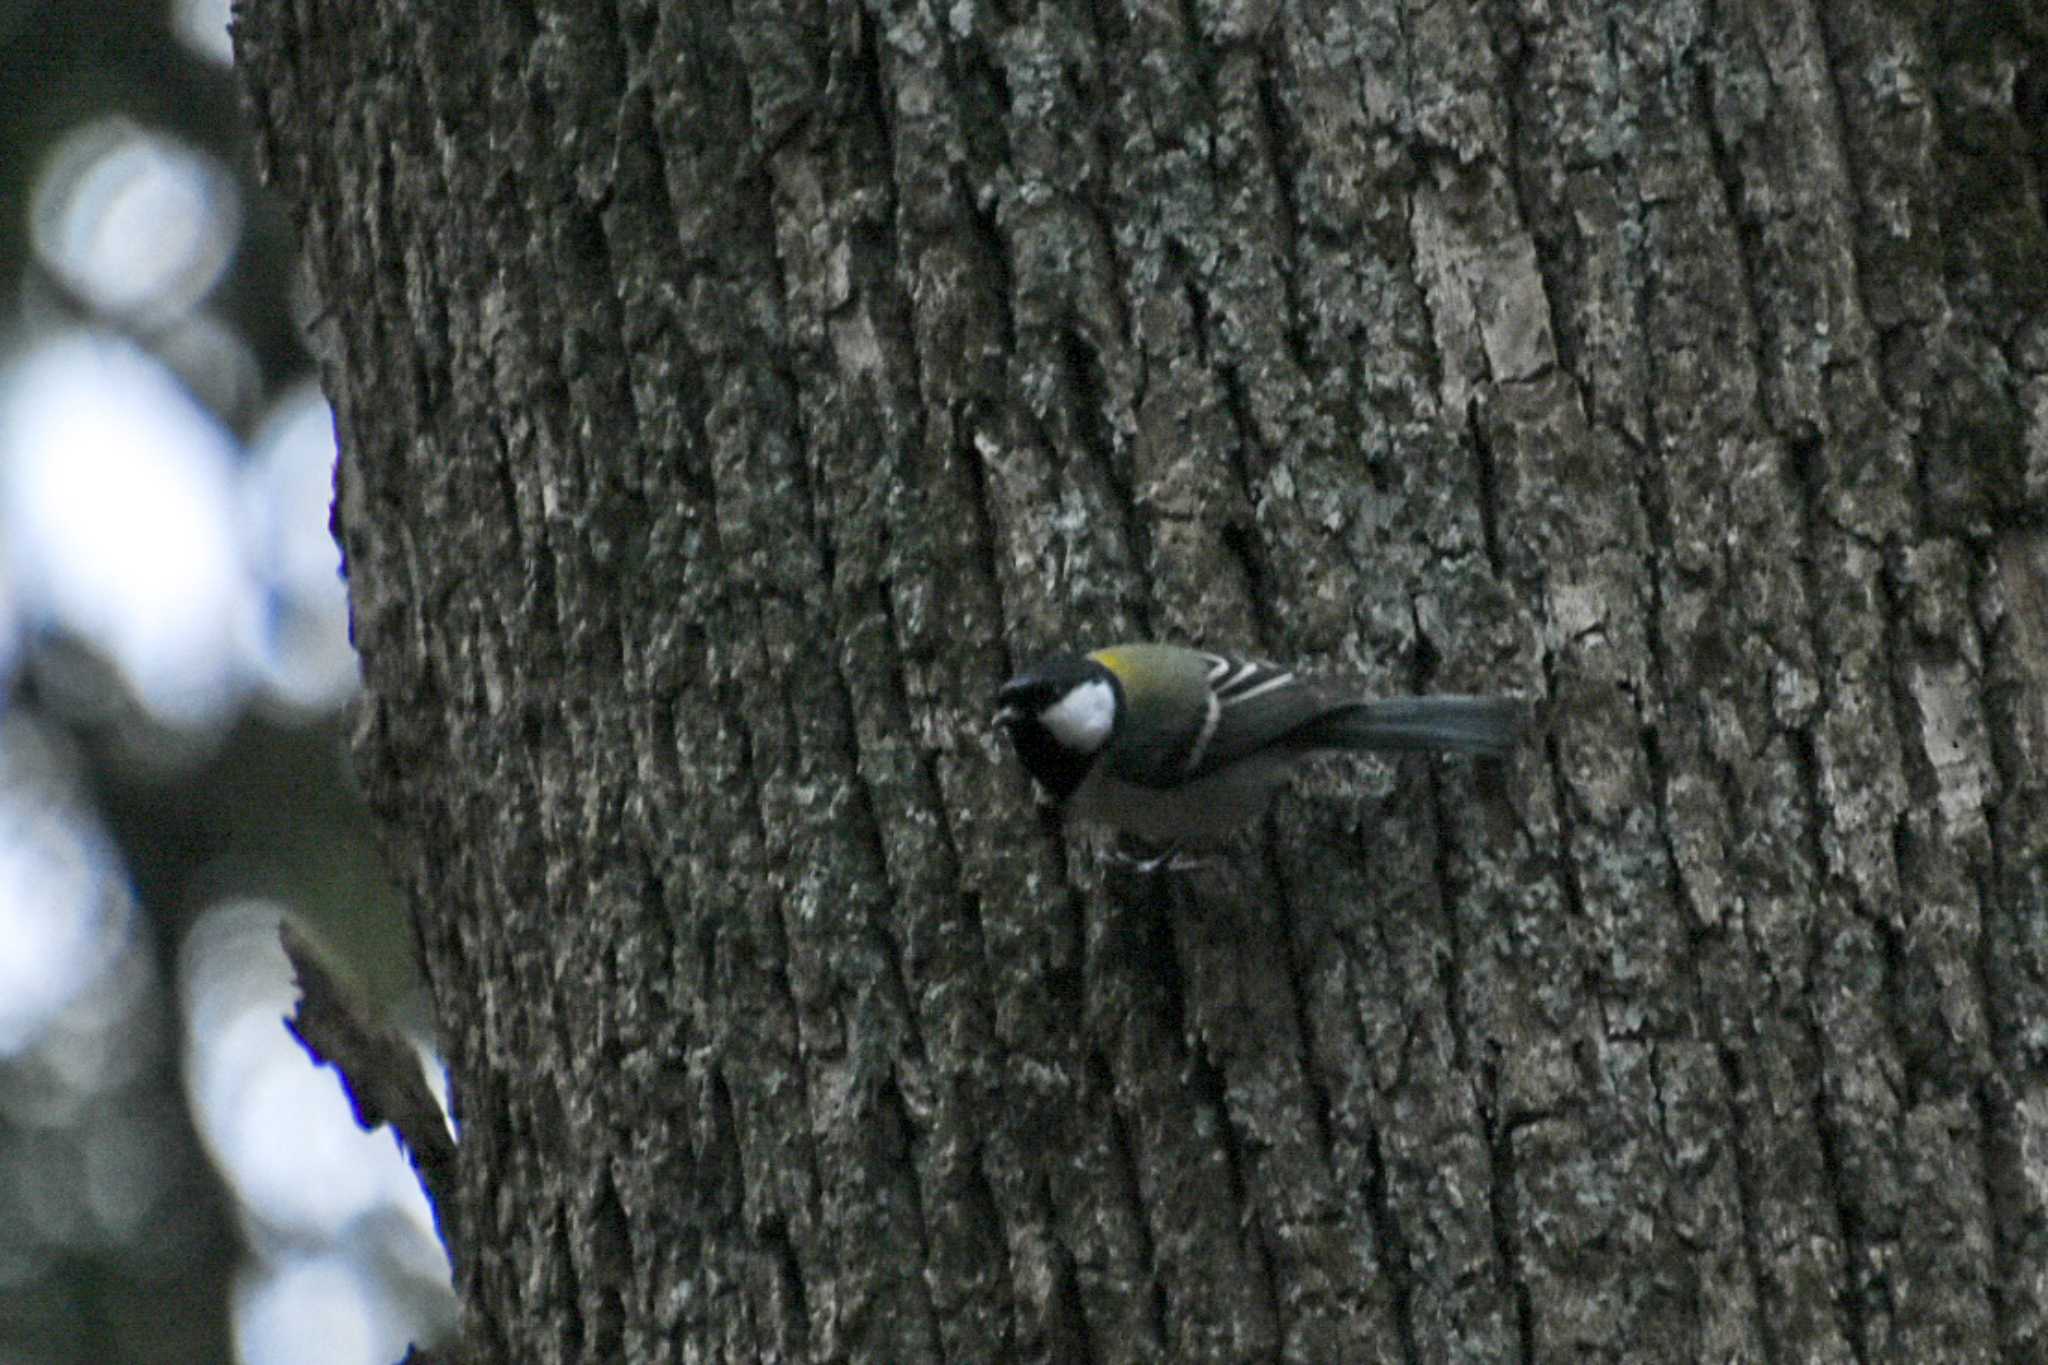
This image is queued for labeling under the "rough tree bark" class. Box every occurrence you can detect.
[234,1,2048,1361]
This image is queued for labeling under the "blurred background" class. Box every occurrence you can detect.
[1,1,455,1360]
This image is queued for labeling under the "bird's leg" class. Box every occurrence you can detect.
[1110,839,1209,873]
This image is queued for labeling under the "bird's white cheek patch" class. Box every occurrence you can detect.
[1040,678,1116,752]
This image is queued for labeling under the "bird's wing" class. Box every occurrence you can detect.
[1173,655,1352,782]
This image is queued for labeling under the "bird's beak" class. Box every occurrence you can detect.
[993,705,1020,728]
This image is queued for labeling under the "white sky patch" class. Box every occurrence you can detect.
[172,0,235,66]
[183,900,453,1359]
[233,1253,380,1365]
[239,385,357,711]
[181,900,440,1238]
[0,332,254,726]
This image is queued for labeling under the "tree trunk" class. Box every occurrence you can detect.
[233,1,2048,1360]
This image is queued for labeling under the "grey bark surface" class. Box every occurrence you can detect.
[234,0,2048,1361]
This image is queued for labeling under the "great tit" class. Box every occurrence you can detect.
[993,643,1519,847]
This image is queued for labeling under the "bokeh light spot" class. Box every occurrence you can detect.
[0,715,135,1057]
[0,332,253,728]
[31,119,239,323]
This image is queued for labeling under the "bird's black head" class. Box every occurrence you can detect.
[993,654,1122,803]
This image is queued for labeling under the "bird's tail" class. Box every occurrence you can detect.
[1306,695,1521,758]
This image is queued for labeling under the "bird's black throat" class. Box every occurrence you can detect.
[1002,716,1098,804]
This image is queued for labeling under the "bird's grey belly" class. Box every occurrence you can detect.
[1067,754,1300,846]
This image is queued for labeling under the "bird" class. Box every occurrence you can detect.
[993,643,1518,849]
